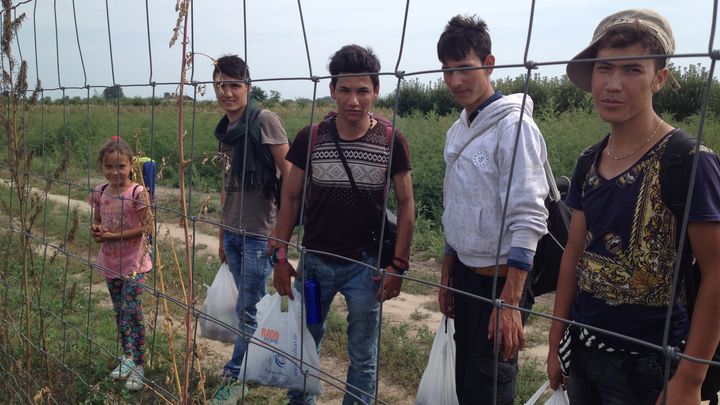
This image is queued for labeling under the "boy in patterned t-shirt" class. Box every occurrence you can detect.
[547,9,720,405]
[271,44,415,405]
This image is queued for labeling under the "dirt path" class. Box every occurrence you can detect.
[36,183,221,256]
[26,182,432,403]
[20,181,558,404]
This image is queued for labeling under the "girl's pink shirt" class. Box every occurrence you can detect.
[91,183,151,280]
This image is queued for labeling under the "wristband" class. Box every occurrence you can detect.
[389,262,407,275]
[390,257,409,275]
[392,256,409,267]
[271,248,287,264]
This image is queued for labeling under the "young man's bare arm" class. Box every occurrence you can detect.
[547,209,586,389]
[269,143,291,242]
[438,254,455,317]
[390,170,415,263]
[377,170,415,302]
[661,221,720,404]
[270,164,305,299]
[218,184,226,262]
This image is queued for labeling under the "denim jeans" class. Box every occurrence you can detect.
[287,252,380,405]
[568,340,677,405]
[452,260,520,405]
[222,232,272,379]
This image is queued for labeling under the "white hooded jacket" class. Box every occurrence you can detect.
[443,93,549,268]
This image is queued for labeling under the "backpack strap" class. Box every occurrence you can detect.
[310,123,320,153]
[131,183,142,201]
[659,129,700,314]
[573,137,607,193]
[98,183,143,203]
[95,183,110,205]
[304,123,322,201]
[384,126,395,200]
[660,129,697,219]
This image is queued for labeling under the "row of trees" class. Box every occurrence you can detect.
[378,64,720,121]
[33,64,720,120]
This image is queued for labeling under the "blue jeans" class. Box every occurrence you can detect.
[288,252,380,405]
[568,340,677,405]
[222,232,272,379]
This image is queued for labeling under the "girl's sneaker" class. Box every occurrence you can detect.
[110,356,135,380]
[125,366,144,391]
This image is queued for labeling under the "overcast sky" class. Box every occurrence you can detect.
[15,0,720,101]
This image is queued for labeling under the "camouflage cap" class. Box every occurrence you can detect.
[567,9,679,92]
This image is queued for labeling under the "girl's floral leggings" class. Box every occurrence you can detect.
[107,273,146,367]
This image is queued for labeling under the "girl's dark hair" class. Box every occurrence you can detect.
[328,44,381,89]
[437,15,492,64]
[97,137,134,167]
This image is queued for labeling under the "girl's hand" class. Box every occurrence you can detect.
[91,224,107,242]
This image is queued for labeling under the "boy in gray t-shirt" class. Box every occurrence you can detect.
[211,54,290,404]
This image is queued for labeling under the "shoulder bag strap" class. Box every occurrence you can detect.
[329,122,388,236]
[329,123,360,194]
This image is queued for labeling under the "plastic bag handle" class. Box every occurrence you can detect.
[523,380,550,405]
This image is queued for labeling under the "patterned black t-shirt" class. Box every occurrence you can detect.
[286,119,411,258]
[566,130,720,350]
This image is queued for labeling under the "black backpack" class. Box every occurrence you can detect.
[530,175,572,298]
[575,129,720,404]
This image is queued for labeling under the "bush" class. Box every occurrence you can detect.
[378,78,460,117]
[655,64,720,121]
[378,65,719,121]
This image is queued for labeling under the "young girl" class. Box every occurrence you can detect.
[90,137,151,391]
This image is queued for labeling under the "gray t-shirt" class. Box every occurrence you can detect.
[219,109,288,236]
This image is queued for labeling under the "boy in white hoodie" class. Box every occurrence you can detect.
[436,15,549,405]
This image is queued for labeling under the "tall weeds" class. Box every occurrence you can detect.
[1,0,34,392]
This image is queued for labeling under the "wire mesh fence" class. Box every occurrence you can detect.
[1,0,720,404]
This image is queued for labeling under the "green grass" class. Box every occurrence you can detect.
[321,306,434,394]
[516,357,551,404]
[9,102,720,261]
[8,101,720,403]
[0,183,230,403]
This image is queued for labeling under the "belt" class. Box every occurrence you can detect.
[466,264,508,277]
[316,251,367,264]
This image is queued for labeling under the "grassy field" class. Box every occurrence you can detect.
[2,100,720,403]
[10,100,720,260]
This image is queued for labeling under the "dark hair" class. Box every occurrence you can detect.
[97,137,134,167]
[328,44,380,89]
[437,15,491,64]
[590,26,667,70]
[213,55,250,81]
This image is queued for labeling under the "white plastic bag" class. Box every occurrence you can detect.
[239,290,323,394]
[199,263,239,343]
[524,381,569,405]
[546,388,570,405]
[416,316,458,405]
